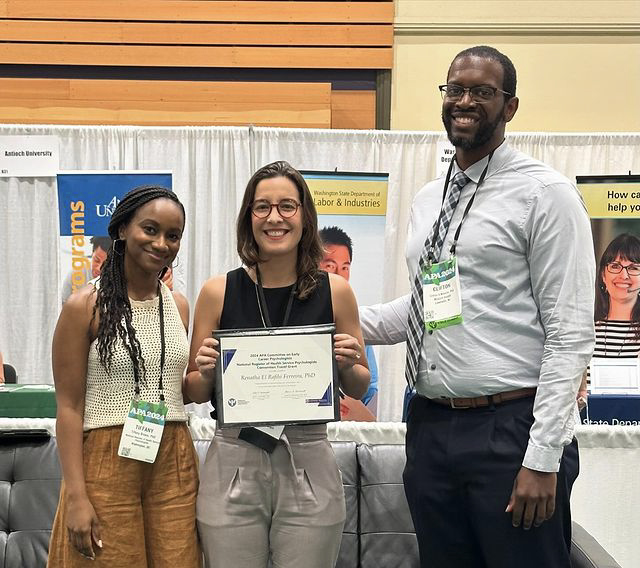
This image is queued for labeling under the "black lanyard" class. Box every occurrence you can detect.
[255,267,297,328]
[132,280,166,402]
[428,150,494,263]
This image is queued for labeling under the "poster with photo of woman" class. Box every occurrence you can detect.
[578,175,640,396]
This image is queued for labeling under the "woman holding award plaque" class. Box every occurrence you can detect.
[186,161,370,568]
[48,186,201,567]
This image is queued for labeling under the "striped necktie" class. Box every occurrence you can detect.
[405,171,469,388]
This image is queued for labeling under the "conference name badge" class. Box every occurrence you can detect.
[422,257,463,330]
[118,399,168,463]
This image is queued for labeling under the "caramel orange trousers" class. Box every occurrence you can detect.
[48,422,201,567]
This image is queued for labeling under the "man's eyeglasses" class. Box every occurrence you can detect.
[251,199,301,219]
[438,84,511,102]
[606,262,640,276]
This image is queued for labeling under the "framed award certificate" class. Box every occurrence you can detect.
[214,324,339,427]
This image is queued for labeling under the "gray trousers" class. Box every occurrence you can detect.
[197,424,346,568]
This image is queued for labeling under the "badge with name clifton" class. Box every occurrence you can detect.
[422,257,463,330]
[118,398,168,463]
[421,151,494,331]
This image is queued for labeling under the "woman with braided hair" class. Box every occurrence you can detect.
[48,186,201,567]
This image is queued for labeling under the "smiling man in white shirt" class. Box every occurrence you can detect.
[360,46,595,568]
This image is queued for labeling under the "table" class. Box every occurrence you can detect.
[0,384,56,418]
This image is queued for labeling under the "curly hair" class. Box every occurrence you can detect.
[237,161,323,300]
[595,233,640,338]
[92,185,185,378]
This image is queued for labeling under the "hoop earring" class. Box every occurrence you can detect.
[113,239,125,255]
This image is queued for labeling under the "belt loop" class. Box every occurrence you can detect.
[488,394,496,411]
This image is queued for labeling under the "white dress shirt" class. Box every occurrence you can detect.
[360,141,595,472]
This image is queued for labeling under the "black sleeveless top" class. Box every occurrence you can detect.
[220,267,333,329]
[211,267,334,412]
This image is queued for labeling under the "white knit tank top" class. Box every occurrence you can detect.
[83,281,189,430]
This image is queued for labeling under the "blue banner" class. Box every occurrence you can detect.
[57,171,172,302]
[57,172,172,235]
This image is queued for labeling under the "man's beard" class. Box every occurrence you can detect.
[442,109,503,150]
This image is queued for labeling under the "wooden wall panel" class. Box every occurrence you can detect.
[0,1,392,128]
[331,90,376,129]
[0,79,331,105]
[0,78,332,127]
[0,21,392,47]
[67,80,331,105]
[0,78,71,100]
[0,1,393,23]
[0,44,392,69]
[0,102,331,128]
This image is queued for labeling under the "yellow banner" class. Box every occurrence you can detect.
[306,179,387,215]
[578,182,640,218]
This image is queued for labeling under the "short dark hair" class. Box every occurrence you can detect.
[595,233,640,331]
[319,226,353,261]
[90,235,112,253]
[449,45,517,99]
[236,161,323,300]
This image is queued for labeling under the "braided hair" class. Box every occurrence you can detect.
[92,185,185,378]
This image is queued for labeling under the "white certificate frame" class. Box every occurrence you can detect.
[589,357,640,394]
[214,324,339,428]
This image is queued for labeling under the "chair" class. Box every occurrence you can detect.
[1,365,16,385]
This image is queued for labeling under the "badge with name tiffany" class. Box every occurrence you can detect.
[422,257,463,330]
[118,398,168,463]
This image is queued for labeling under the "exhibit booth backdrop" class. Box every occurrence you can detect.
[0,125,639,422]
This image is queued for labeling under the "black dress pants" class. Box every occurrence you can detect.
[403,395,579,568]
